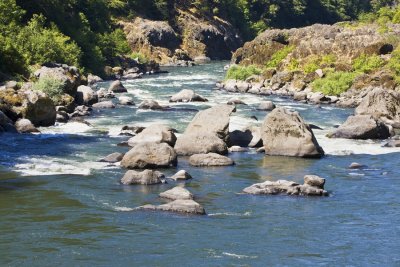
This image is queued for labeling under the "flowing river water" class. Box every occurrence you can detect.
[0,62,400,266]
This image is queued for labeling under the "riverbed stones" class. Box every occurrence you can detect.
[349,162,365,169]
[136,199,206,215]
[169,89,208,103]
[257,101,276,111]
[75,85,98,106]
[109,80,127,93]
[15,119,39,133]
[92,101,115,109]
[261,107,324,158]
[159,186,194,200]
[189,153,234,167]
[227,98,247,105]
[355,88,400,126]
[100,152,124,163]
[127,124,176,147]
[174,104,235,155]
[331,115,391,139]
[121,142,177,169]
[171,170,192,181]
[121,169,165,185]
[138,100,165,110]
[243,175,328,196]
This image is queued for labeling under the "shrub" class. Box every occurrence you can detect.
[32,76,66,103]
[388,46,400,81]
[265,45,294,69]
[311,71,357,96]
[353,53,385,73]
[225,65,262,80]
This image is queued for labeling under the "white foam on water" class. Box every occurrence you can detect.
[14,156,107,176]
[113,206,134,212]
[40,122,92,135]
[222,252,258,259]
[229,116,260,131]
[208,211,252,217]
[316,131,400,156]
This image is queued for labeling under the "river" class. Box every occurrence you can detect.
[0,62,399,266]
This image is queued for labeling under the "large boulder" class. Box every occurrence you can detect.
[171,170,192,181]
[121,169,165,185]
[0,111,16,133]
[127,124,176,147]
[159,186,194,200]
[355,88,400,126]
[33,64,82,96]
[75,85,98,106]
[169,89,208,103]
[23,90,56,127]
[121,142,177,169]
[189,153,234,167]
[229,126,263,148]
[92,101,115,109]
[261,107,324,158]
[174,104,235,155]
[243,175,328,196]
[136,199,206,215]
[330,115,391,139]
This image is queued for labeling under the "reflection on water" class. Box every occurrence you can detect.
[0,62,400,266]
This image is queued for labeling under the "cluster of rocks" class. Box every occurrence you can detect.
[243,175,328,197]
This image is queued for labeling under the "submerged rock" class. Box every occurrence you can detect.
[189,153,234,167]
[138,100,165,110]
[159,186,194,200]
[121,142,177,169]
[331,115,390,140]
[121,169,165,185]
[261,107,324,158]
[243,175,328,196]
[127,124,176,147]
[349,162,365,169]
[136,199,206,215]
[171,170,192,181]
[100,152,124,163]
[175,104,235,155]
[169,89,208,103]
[227,98,247,105]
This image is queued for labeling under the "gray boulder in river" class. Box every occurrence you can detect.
[355,88,400,127]
[169,89,208,103]
[189,153,234,167]
[243,175,328,196]
[75,85,98,106]
[109,80,127,93]
[261,107,324,158]
[136,199,206,215]
[121,169,165,185]
[174,104,236,155]
[159,186,194,200]
[121,142,177,169]
[127,124,176,147]
[330,115,391,139]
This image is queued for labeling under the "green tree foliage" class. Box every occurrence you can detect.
[311,72,357,96]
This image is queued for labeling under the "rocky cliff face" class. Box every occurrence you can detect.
[122,10,243,65]
[232,23,398,68]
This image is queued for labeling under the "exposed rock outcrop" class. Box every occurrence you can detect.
[136,199,206,215]
[243,175,328,196]
[127,124,176,147]
[169,89,208,103]
[330,115,391,139]
[121,169,165,185]
[174,104,235,155]
[121,142,177,169]
[189,153,234,167]
[261,107,324,158]
[159,186,194,200]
